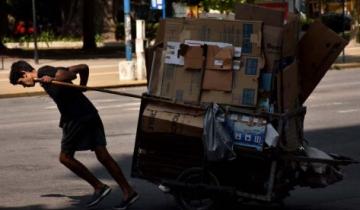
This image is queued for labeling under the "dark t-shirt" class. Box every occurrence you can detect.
[37,66,98,127]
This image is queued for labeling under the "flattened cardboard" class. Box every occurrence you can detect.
[174,67,203,104]
[155,19,165,45]
[261,15,299,73]
[148,48,164,96]
[280,61,299,111]
[206,45,234,70]
[298,21,348,103]
[234,3,284,27]
[160,64,177,99]
[142,103,204,137]
[201,90,232,104]
[184,45,204,70]
[163,18,262,57]
[202,70,233,91]
[282,14,300,57]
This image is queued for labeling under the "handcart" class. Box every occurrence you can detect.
[131,94,357,210]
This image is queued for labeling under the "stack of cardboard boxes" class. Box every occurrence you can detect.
[143,3,348,152]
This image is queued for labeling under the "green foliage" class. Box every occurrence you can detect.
[202,0,246,13]
[3,30,83,44]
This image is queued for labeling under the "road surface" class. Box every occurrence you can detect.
[0,69,359,210]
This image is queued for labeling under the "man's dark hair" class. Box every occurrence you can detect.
[9,60,34,85]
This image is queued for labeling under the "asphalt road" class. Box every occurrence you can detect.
[0,69,360,210]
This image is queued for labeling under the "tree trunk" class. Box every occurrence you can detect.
[83,0,96,50]
[0,1,9,50]
[98,0,116,41]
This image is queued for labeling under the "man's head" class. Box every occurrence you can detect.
[9,60,36,87]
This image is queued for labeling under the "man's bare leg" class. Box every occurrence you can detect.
[59,151,105,190]
[94,146,136,200]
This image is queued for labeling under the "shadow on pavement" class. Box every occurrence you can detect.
[335,54,360,64]
[1,46,125,60]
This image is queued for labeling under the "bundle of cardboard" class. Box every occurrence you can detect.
[142,3,348,152]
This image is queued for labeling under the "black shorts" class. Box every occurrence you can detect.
[61,114,107,154]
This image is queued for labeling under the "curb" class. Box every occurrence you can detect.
[331,62,360,70]
[0,82,147,99]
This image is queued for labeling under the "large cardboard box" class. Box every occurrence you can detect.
[162,18,262,57]
[157,18,263,104]
[142,103,204,137]
[298,21,348,103]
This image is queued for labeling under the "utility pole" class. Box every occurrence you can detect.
[119,0,135,80]
[32,0,39,64]
[124,0,132,61]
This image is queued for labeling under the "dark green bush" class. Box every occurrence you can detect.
[321,12,352,33]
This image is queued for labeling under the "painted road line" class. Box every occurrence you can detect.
[337,109,360,114]
[310,102,344,108]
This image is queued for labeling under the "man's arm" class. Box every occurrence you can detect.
[68,64,89,86]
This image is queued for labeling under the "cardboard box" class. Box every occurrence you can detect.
[205,45,234,70]
[158,18,263,102]
[298,21,348,103]
[225,112,267,151]
[201,56,262,107]
[235,3,285,27]
[202,69,233,91]
[162,18,262,57]
[142,102,204,137]
[235,3,300,73]
[231,56,262,107]
[202,45,234,92]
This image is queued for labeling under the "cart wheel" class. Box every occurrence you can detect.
[175,167,220,210]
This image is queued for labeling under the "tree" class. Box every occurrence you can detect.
[202,0,246,13]
[82,0,96,50]
[0,1,10,49]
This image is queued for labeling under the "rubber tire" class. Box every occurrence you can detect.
[174,167,220,210]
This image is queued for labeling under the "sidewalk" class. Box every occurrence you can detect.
[332,43,360,69]
[0,57,147,98]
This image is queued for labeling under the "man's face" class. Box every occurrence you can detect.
[17,71,35,87]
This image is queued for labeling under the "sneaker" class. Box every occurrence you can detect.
[86,185,112,208]
[113,192,139,210]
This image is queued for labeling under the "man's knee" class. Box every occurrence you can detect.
[59,152,75,165]
[94,146,111,164]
